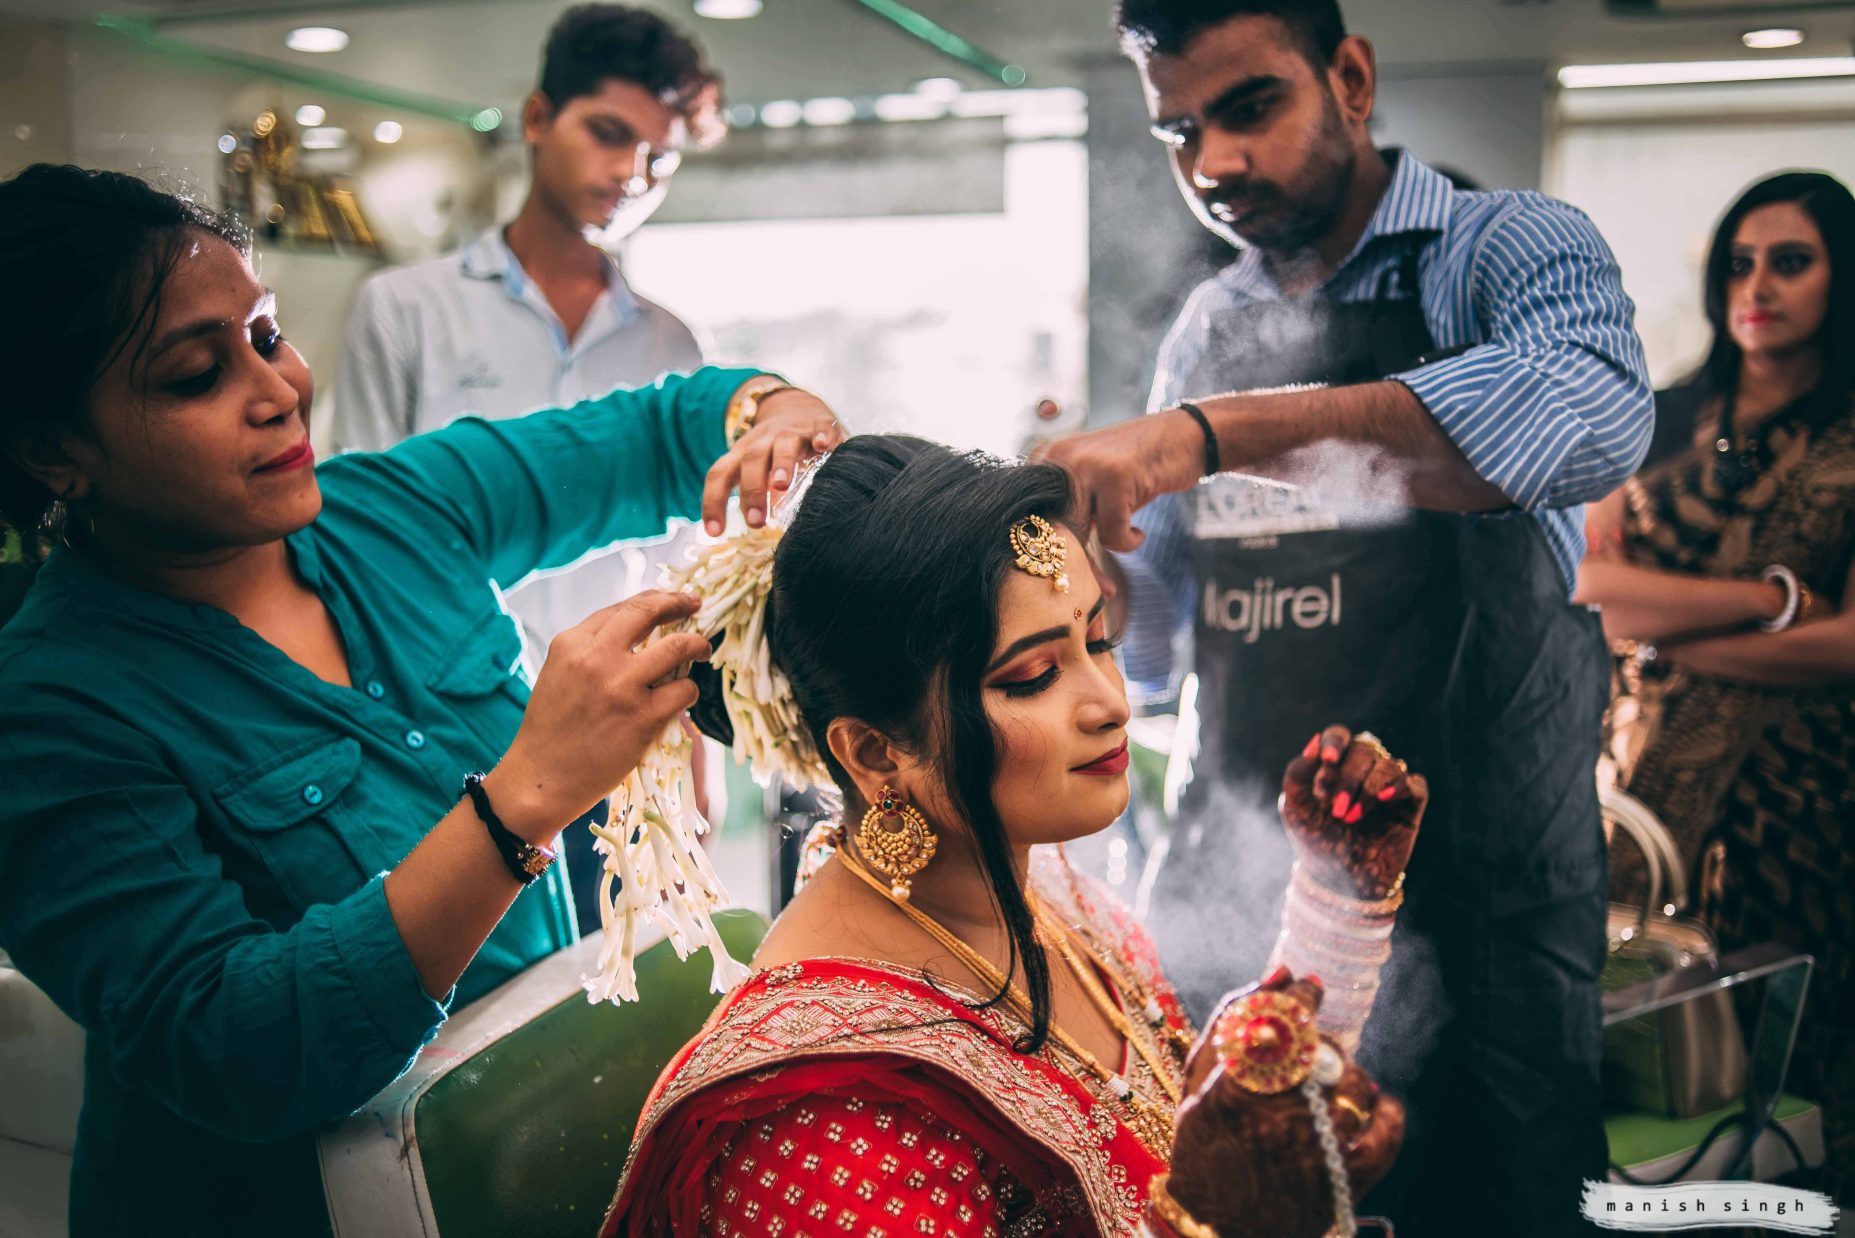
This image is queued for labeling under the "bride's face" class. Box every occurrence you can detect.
[975,524,1132,844]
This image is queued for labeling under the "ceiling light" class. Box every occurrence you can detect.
[373,120,403,144]
[1558,56,1855,88]
[216,133,238,154]
[294,104,326,127]
[299,126,348,150]
[913,77,961,101]
[802,97,857,126]
[759,99,802,128]
[285,26,348,54]
[1742,27,1805,50]
[693,0,763,17]
[470,107,503,133]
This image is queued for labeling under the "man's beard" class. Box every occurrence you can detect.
[1203,105,1357,259]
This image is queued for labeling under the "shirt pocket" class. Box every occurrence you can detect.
[215,737,370,914]
[426,609,527,699]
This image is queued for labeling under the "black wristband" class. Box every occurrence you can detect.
[1178,402,1220,477]
[462,772,555,886]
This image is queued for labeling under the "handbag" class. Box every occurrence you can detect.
[1600,784,1749,1119]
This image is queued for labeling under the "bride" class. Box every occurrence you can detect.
[601,436,1425,1237]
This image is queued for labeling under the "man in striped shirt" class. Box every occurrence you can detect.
[1038,2,1652,1234]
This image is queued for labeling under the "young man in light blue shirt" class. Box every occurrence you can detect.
[335,4,727,932]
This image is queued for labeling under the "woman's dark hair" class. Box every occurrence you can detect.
[1116,0,1346,67]
[769,436,1074,1052]
[1694,170,1855,415]
[539,4,725,148]
[0,164,249,560]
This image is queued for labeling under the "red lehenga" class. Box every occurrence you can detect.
[601,855,1191,1237]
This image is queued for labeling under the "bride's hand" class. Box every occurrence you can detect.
[1280,725,1427,900]
[1165,971,1404,1237]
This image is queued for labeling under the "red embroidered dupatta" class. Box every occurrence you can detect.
[602,862,1189,1237]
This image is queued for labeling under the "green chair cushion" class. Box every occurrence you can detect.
[414,909,768,1237]
[1606,1093,1817,1170]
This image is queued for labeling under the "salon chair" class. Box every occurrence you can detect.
[0,947,85,1238]
[318,908,767,1237]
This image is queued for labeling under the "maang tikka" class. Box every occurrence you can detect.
[1009,514,1070,593]
[856,787,938,902]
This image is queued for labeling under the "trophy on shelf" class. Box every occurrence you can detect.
[218,107,380,252]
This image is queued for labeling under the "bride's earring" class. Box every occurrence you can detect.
[856,787,938,902]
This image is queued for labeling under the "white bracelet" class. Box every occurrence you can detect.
[1760,564,1801,633]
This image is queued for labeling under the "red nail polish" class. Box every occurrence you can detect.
[1331,791,1352,819]
[1377,784,1399,801]
[1345,802,1365,825]
[1262,965,1291,988]
[1303,973,1324,992]
[1321,745,1341,763]
[1303,735,1321,759]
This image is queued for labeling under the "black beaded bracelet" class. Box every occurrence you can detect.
[1178,402,1220,478]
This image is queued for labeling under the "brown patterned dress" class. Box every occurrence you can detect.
[1610,383,1855,1198]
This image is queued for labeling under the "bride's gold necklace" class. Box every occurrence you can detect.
[1039,899,1197,1062]
[1033,900,1182,1106]
[836,846,1176,1159]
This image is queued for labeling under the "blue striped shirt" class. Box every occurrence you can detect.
[1121,151,1652,702]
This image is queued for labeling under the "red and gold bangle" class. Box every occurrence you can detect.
[1147,1174,1221,1238]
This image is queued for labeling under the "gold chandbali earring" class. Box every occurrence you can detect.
[855,787,938,901]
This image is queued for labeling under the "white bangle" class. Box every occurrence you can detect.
[1759,565,1801,633]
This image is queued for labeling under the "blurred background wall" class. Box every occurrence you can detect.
[6,0,1852,441]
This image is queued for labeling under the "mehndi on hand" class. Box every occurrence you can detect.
[1164,970,1404,1238]
[1279,724,1427,901]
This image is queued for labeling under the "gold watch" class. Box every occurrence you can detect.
[725,378,798,445]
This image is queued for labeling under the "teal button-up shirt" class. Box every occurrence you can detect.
[0,365,754,1236]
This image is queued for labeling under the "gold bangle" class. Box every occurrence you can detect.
[724,378,798,445]
[1148,1174,1221,1238]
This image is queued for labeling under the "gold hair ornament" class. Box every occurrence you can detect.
[1009,514,1070,593]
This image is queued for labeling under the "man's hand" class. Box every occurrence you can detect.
[1031,410,1203,552]
[702,385,846,534]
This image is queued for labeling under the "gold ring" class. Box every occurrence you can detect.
[1353,731,1393,762]
[1211,989,1320,1094]
[1331,1094,1371,1127]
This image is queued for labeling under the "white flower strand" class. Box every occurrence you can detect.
[664,523,830,792]
[582,521,828,1005]
[583,717,752,1004]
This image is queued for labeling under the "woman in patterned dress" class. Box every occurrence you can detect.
[603,437,1426,1236]
[1578,171,1855,1196]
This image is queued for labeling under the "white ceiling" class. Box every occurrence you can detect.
[9,0,1855,116]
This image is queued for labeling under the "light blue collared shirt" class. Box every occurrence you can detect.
[332,226,707,649]
[332,226,703,452]
[1121,152,1652,703]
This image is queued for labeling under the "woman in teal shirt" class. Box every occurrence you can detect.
[0,164,842,1236]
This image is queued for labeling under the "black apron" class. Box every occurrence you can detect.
[1143,241,1611,1236]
